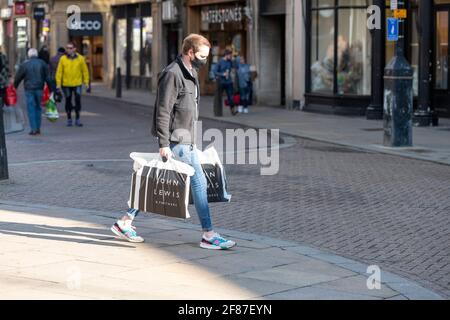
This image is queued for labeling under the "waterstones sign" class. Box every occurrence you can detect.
[201,6,245,25]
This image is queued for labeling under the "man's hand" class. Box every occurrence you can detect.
[160,147,173,161]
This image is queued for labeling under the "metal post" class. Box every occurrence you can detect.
[0,97,9,181]
[413,0,436,127]
[367,0,385,120]
[213,85,223,117]
[116,67,122,98]
[383,1,414,147]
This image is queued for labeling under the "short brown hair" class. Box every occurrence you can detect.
[182,34,211,55]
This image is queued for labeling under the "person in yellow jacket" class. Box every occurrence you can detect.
[55,42,90,127]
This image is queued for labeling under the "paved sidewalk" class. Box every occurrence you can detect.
[89,83,450,166]
[0,201,443,300]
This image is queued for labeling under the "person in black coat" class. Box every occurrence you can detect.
[38,45,50,65]
[14,48,54,135]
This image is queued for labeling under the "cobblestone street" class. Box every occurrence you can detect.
[1,95,449,298]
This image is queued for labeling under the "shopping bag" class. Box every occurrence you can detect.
[128,153,195,219]
[225,94,240,107]
[45,94,59,122]
[41,84,50,106]
[189,147,232,204]
[5,85,17,106]
[2,105,24,134]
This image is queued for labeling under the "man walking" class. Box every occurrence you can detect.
[14,48,54,135]
[111,34,236,250]
[236,56,252,114]
[55,42,89,127]
[214,49,238,117]
[49,47,65,83]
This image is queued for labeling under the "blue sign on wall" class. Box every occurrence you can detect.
[387,18,399,41]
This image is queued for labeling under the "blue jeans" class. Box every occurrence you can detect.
[239,86,251,109]
[25,90,43,132]
[127,143,214,232]
[219,82,235,108]
[170,143,213,231]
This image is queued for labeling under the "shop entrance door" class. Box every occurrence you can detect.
[70,36,104,82]
[200,31,247,95]
[435,8,450,114]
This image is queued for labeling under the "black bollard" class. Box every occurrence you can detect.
[116,67,122,98]
[383,2,413,148]
[0,97,9,181]
[383,54,413,147]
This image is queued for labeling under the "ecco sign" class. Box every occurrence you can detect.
[68,13,103,36]
[76,20,102,31]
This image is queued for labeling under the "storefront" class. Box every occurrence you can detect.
[0,6,13,67]
[433,0,450,118]
[305,0,372,115]
[187,0,249,95]
[304,0,450,120]
[112,2,153,90]
[69,13,104,82]
[13,1,30,72]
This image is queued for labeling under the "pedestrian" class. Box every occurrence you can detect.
[236,56,252,114]
[14,48,55,136]
[49,47,66,102]
[49,47,65,82]
[38,45,50,65]
[214,49,238,116]
[0,46,10,107]
[111,34,237,250]
[55,42,90,127]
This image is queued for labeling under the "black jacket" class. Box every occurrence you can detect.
[14,57,54,92]
[152,56,200,148]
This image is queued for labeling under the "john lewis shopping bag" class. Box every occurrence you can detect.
[189,147,232,204]
[128,153,195,219]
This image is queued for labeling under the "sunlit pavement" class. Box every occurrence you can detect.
[1,88,447,299]
[0,201,443,300]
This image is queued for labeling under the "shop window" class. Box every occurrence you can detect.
[116,19,127,74]
[410,8,419,96]
[310,9,334,93]
[309,0,371,96]
[435,11,449,90]
[142,17,153,77]
[16,18,30,71]
[337,8,371,95]
[131,18,141,77]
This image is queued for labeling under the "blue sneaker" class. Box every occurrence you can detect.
[111,221,144,243]
[67,119,73,127]
[75,119,83,127]
[200,233,236,250]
